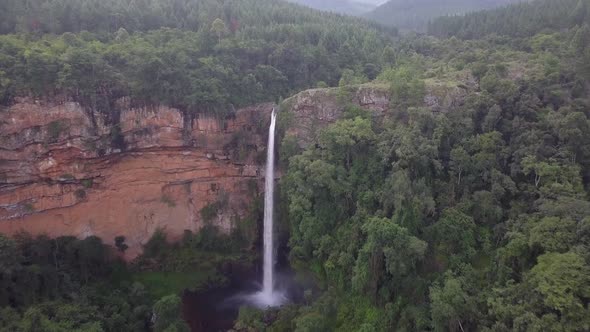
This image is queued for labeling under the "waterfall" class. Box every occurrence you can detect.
[242,109,286,308]
[262,109,277,297]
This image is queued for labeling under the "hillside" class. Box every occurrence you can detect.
[285,0,379,16]
[429,0,590,38]
[0,0,395,112]
[366,0,521,32]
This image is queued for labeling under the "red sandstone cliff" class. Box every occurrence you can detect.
[0,98,274,258]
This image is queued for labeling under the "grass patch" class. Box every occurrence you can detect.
[131,269,224,300]
[129,227,256,300]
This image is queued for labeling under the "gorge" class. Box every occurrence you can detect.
[0,85,399,258]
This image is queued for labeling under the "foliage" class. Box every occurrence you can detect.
[114,236,129,253]
[279,6,590,329]
[152,295,190,332]
[235,306,265,331]
[0,234,153,331]
[366,0,520,32]
[133,228,253,299]
[429,0,590,39]
[0,0,395,116]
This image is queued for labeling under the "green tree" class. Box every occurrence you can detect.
[352,217,427,301]
[381,46,396,67]
[153,295,189,332]
[527,252,590,328]
[0,235,20,272]
[210,18,228,41]
[319,117,375,169]
[430,275,474,332]
[430,209,477,266]
[529,217,577,253]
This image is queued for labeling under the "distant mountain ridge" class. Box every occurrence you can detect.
[285,0,378,16]
[429,0,589,39]
[365,0,523,32]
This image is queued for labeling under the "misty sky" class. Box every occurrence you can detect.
[300,0,388,5]
[354,0,388,4]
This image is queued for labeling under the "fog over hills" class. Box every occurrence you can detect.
[366,0,524,31]
[285,0,386,15]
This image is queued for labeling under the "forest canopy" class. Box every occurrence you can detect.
[365,0,520,32]
[0,0,395,114]
[428,0,590,39]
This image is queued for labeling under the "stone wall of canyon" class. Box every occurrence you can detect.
[0,98,274,257]
[0,81,469,257]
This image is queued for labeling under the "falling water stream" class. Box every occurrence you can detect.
[183,109,295,330]
[249,108,287,307]
[262,109,277,297]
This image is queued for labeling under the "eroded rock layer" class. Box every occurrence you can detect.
[0,98,273,257]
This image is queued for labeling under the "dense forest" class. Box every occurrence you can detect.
[1,0,590,331]
[285,0,378,16]
[429,0,590,38]
[0,226,256,331]
[263,0,590,330]
[365,0,520,32]
[0,0,395,114]
[0,232,185,331]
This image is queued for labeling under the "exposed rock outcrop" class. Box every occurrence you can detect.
[281,84,390,147]
[0,98,273,257]
[281,80,471,147]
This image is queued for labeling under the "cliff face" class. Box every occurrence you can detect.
[0,98,273,257]
[0,81,467,257]
[282,81,471,147]
[281,84,390,147]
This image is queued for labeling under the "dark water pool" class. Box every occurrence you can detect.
[182,264,302,332]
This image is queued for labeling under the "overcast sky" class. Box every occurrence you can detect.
[296,0,388,5]
[354,0,388,4]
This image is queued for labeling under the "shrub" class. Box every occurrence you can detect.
[81,179,93,188]
[200,191,229,223]
[47,120,66,143]
[74,189,86,199]
[235,306,265,331]
[115,236,129,253]
[160,195,176,208]
[143,229,170,258]
[22,203,35,213]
